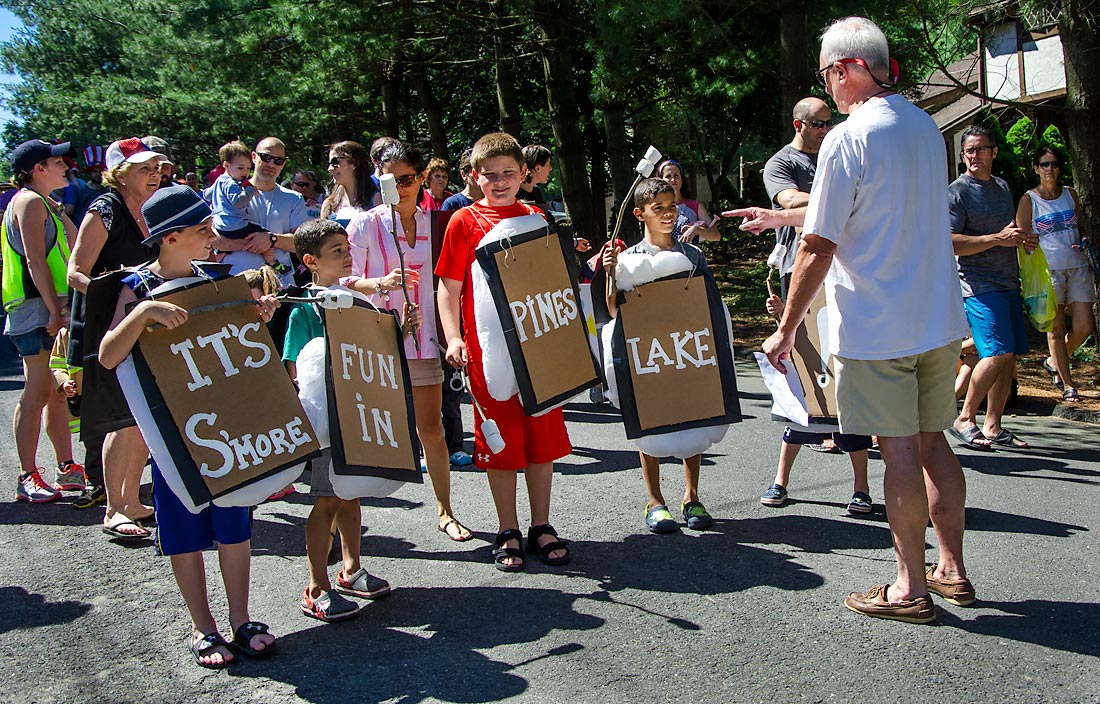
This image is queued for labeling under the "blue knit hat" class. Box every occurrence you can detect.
[141,184,212,245]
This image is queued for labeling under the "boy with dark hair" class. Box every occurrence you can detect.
[99,185,279,668]
[441,148,483,212]
[208,140,281,271]
[602,177,715,533]
[284,218,417,620]
[436,132,573,571]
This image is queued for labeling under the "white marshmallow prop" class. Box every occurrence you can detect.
[295,336,404,500]
[601,250,737,460]
[429,336,507,455]
[470,213,562,416]
[117,274,308,513]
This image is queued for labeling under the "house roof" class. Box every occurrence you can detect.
[930,93,984,133]
[915,52,981,107]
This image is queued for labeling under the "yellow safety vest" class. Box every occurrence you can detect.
[1,189,71,312]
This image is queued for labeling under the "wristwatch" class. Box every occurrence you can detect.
[269,233,277,247]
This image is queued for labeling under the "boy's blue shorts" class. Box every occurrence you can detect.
[963,290,1029,359]
[152,462,251,556]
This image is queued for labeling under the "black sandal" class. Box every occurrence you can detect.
[526,524,571,566]
[229,621,276,658]
[189,632,234,669]
[492,529,526,572]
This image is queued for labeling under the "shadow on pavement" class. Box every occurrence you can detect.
[960,452,1100,485]
[940,599,1100,657]
[963,506,1087,537]
[233,586,603,704]
[0,586,92,635]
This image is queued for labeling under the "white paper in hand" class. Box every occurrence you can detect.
[754,351,809,427]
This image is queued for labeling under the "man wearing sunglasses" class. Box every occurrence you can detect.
[763,16,971,625]
[214,136,307,286]
[763,97,833,296]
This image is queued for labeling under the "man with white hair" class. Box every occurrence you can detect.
[763,16,973,623]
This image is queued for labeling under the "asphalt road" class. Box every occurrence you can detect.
[1,340,1098,704]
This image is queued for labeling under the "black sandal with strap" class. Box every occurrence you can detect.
[492,529,526,572]
[526,524,572,566]
[229,621,276,658]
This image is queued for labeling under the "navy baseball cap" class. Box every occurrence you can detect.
[11,140,76,174]
[141,184,212,245]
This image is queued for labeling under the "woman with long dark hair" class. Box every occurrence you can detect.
[321,141,377,227]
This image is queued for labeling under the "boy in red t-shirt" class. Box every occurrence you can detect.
[436,133,572,572]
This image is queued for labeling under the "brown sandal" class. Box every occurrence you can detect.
[438,518,473,542]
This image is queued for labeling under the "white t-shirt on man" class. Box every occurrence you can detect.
[803,94,968,360]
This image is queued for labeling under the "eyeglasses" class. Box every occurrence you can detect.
[392,173,420,187]
[328,157,345,168]
[814,57,878,87]
[1037,160,1061,169]
[962,145,994,156]
[800,118,833,129]
[291,180,310,187]
[256,152,287,166]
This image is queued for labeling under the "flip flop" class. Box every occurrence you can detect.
[438,518,473,542]
[947,425,994,451]
[228,621,276,659]
[1043,358,1064,390]
[190,632,235,669]
[985,429,1029,449]
[102,515,152,541]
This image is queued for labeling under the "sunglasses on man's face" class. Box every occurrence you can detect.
[256,152,287,166]
[800,118,833,129]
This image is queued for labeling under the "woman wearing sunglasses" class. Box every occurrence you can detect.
[1016,145,1094,403]
[346,140,472,543]
[320,141,378,228]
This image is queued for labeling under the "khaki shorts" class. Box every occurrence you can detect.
[407,357,445,387]
[834,341,961,437]
[1051,266,1096,305]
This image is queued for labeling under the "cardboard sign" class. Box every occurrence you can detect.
[323,300,423,482]
[132,275,320,501]
[790,286,839,422]
[476,226,600,414]
[611,272,741,438]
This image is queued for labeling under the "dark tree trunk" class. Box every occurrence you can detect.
[531,0,597,243]
[778,0,810,137]
[492,0,523,139]
[602,102,632,218]
[1058,5,1100,327]
[412,64,449,161]
[380,60,403,138]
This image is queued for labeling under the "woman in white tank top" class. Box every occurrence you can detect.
[1016,145,1094,403]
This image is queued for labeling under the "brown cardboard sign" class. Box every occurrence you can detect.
[475,226,600,414]
[615,276,732,431]
[323,300,422,481]
[135,276,320,500]
[790,286,839,422]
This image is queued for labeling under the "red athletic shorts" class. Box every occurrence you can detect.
[471,391,572,471]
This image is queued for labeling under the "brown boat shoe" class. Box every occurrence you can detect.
[925,564,976,606]
[844,584,937,624]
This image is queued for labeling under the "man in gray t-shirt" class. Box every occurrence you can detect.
[762,97,832,292]
[949,125,1037,450]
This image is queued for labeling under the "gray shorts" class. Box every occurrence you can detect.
[309,451,336,497]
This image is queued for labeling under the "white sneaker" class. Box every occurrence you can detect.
[17,470,62,503]
[54,462,87,491]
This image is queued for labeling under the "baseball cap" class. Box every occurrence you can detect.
[141,184,212,245]
[105,138,170,171]
[11,139,76,174]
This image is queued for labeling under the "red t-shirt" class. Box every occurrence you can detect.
[435,199,542,366]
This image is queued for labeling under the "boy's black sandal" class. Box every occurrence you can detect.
[526,524,571,566]
[189,632,234,669]
[493,529,526,572]
[229,621,276,658]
